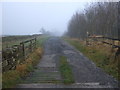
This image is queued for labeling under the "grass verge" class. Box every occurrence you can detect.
[36,35,50,48]
[2,48,43,88]
[63,37,120,81]
[59,56,74,84]
[2,35,50,88]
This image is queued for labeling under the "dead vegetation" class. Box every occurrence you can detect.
[64,37,120,81]
[2,48,43,88]
[2,35,50,88]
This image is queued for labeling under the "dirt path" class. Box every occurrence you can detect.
[16,37,118,88]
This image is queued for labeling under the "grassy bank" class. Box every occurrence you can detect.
[2,35,35,49]
[36,35,50,48]
[59,56,74,84]
[63,38,119,81]
[2,35,50,88]
[2,48,43,88]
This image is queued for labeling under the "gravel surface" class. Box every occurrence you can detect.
[16,37,119,88]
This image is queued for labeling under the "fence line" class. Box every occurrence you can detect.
[88,36,120,48]
[2,38,37,72]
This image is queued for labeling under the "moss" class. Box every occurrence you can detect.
[59,56,74,84]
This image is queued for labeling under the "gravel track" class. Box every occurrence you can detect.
[16,37,119,88]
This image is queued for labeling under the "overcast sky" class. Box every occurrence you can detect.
[2,2,88,36]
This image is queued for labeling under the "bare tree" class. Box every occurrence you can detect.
[66,2,118,39]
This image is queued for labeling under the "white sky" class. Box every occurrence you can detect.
[1,0,118,36]
[1,2,89,36]
[0,2,2,36]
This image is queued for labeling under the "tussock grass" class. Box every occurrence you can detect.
[63,38,120,81]
[2,70,21,88]
[2,35,50,88]
[2,48,43,88]
[59,56,74,84]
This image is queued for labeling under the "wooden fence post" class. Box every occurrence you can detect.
[86,32,89,45]
[35,38,37,48]
[103,37,105,43]
[2,38,39,72]
[111,39,114,52]
[118,41,120,47]
[20,42,25,60]
[30,40,32,52]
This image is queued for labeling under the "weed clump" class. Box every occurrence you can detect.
[59,56,74,84]
[2,48,43,88]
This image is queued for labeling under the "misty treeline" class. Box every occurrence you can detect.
[65,2,118,39]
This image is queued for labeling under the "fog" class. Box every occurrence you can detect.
[2,2,87,36]
[0,2,2,36]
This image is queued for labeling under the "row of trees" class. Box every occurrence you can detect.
[40,27,51,35]
[65,2,118,39]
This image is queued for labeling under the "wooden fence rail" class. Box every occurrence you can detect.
[2,38,37,72]
[87,36,120,58]
[88,36,120,48]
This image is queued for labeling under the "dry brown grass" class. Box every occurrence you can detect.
[87,41,119,80]
[2,35,49,88]
[16,48,43,77]
[2,48,43,88]
[64,37,120,81]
